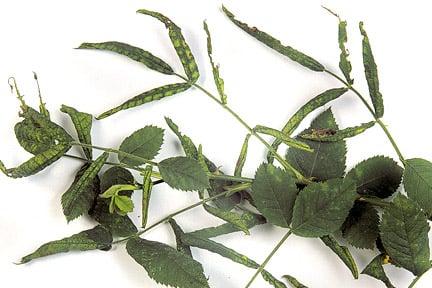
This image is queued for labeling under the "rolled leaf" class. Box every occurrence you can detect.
[203,21,227,104]
[292,178,357,237]
[137,9,200,83]
[78,41,174,75]
[158,156,210,191]
[268,88,348,163]
[360,22,384,118]
[252,163,298,228]
[141,166,153,227]
[61,105,93,159]
[234,133,251,177]
[320,235,359,279]
[168,218,193,257]
[203,204,250,235]
[61,153,108,222]
[223,6,325,72]
[299,121,375,142]
[283,275,308,288]
[20,225,112,264]
[118,125,164,166]
[404,158,432,216]
[126,238,210,288]
[255,125,313,152]
[188,211,266,239]
[97,83,191,119]
[380,194,431,276]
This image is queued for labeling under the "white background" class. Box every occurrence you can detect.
[1,0,431,287]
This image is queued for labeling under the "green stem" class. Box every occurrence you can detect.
[112,186,244,245]
[174,73,307,183]
[324,69,406,164]
[408,271,429,288]
[245,229,292,288]
[209,174,254,183]
[63,154,145,173]
[70,141,158,166]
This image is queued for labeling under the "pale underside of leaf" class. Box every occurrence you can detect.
[20,225,112,264]
[97,83,191,119]
[78,41,174,75]
[222,6,325,72]
[61,105,93,159]
[268,88,347,163]
[299,121,375,142]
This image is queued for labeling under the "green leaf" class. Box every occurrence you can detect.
[222,6,324,72]
[118,126,164,166]
[13,106,72,155]
[255,125,313,152]
[168,218,193,257]
[100,184,137,199]
[90,166,137,237]
[165,117,199,159]
[360,22,384,118]
[380,194,431,276]
[137,9,199,83]
[164,117,239,209]
[78,41,174,75]
[203,21,227,104]
[158,156,209,191]
[203,204,250,235]
[14,119,55,155]
[404,158,432,216]
[283,275,308,288]
[286,109,347,181]
[21,107,72,142]
[234,134,251,177]
[60,105,93,160]
[361,254,395,288]
[188,211,266,239]
[97,83,191,119]
[19,225,112,264]
[322,8,354,85]
[114,195,134,215]
[268,88,347,163]
[181,233,286,288]
[126,238,209,288]
[100,166,135,196]
[260,271,287,288]
[141,166,153,227]
[320,235,359,279]
[338,20,353,84]
[299,121,375,142]
[341,202,379,249]
[61,153,108,222]
[346,156,403,198]
[252,163,298,228]
[2,143,70,178]
[292,178,357,237]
